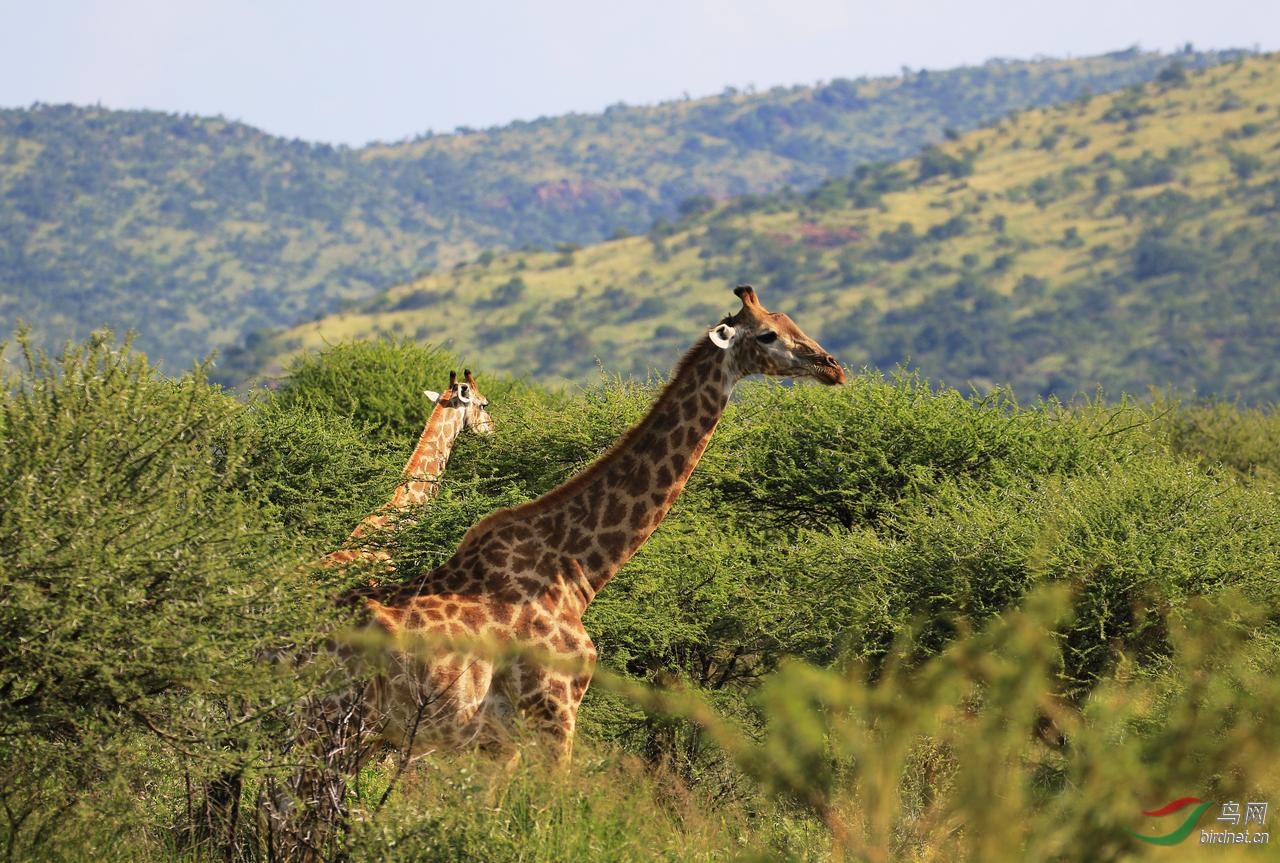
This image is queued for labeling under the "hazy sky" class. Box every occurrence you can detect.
[2,1,1276,146]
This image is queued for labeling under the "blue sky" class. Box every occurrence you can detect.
[1,0,1276,146]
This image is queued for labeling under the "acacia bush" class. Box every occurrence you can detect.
[799,458,1279,693]
[232,400,405,548]
[0,330,346,859]
[269,338,461,447]
[705,372,1145,532]
[3,334,1277,861]
[1154,396,1280,483]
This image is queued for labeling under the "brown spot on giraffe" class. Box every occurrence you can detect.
[333,285,844,764]
[597,530,627,559]
[602,494,627,527]
[458,606,487,629]
[626,463,651,497]
[646,435,668,460]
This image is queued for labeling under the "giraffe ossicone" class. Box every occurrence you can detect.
[340,285,844,762]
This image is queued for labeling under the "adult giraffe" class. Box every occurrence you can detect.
[348,285,844,761]
[321,369,493,572]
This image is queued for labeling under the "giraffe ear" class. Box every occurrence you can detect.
[424,390,441,404]
[708,323,737,349]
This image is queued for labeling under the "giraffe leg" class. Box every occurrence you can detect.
[513,664,592,765]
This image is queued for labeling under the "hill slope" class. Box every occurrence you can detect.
[262,54,1280,403]
[0,48,1246,370]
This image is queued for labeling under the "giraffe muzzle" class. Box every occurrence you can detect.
[811,353,846,385]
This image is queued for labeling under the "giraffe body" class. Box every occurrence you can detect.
[347,286,844,759]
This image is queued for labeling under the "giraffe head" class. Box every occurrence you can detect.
[424,369,495,434]
[707,285,846,385]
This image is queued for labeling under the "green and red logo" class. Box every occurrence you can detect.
[1125,797,1216,845]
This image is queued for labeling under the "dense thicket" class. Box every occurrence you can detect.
[2,335,1276,860]
[0,331,357,858]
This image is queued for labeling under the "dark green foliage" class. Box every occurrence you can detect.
[917,145,975,180]
[925,215,970,241]
[1100,85,1157,122]
[677,194,717,220]
[233,400,404,546]
[269,338,459,446]
[474,276,529,308]
[812,458,1278,696]
[707,375,1125,533]
[1156,60,1189,87]
[0,330,305,738]
[0,330,343,859]
[1119,149,1182,187]
[1225,145,1263,180]
[875,221,919,260]
[1132,225,1203,278]
[1155,397,1280,483]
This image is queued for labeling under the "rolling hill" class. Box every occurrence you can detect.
[259,53,1280,403]
[0,47,1247,371]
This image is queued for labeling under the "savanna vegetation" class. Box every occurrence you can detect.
[0,47,1248,371]
[266,52,1280,403]
[3,332,1276,861]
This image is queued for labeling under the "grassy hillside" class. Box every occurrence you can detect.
[263,53,1280,402]
[0,48,1246,371]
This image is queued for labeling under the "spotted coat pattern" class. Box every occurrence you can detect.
[346,287,845,761]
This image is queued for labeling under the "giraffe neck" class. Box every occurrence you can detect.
[520,339,737,599]
[346,404,466,544]
[388,404,466,509]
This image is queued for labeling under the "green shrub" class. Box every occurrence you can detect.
[0,330,338,860]
[707,372,1140,533]
[799,457,1278,695]
[609,586,1278,862]
[232,399,404,548]
[270,338,461,447]
[1155,397,1280,483]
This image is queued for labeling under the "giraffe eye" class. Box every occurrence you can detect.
[756,331,778,344]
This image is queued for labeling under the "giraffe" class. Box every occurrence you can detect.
[343,285,844,763]
[321,369,494,571]
[259,372,493,858]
